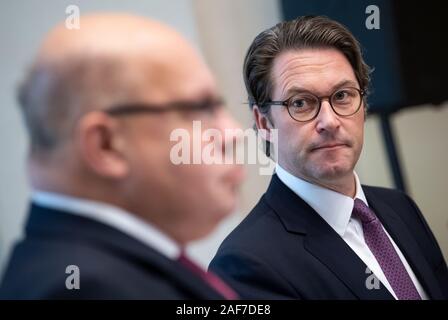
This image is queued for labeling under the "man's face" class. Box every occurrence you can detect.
[267,48,365,188]
[119,51,244,243]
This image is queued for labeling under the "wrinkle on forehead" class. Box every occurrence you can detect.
[271,48,358,99]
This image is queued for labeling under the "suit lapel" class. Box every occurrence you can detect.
[364,189,444,299]
[304,219,394,299]
[265,175,393,299]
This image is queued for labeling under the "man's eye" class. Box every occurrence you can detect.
[194,98,224,115]
[291,99,305,108]
[289,96,316,111]
[334,91,348,100]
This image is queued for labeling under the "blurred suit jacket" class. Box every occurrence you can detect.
[209,174,448,299]
[0,203,223,299]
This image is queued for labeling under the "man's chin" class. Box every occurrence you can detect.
[312,164,353,181]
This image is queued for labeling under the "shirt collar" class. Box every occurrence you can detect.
[275,164,368,236]
[31,190,181,260]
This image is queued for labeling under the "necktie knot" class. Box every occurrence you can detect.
[352,198,377,224]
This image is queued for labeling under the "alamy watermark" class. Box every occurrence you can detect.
[65,5,80,29]
[170,121,278,176]
[365,5,380,30]
[365,267,381,290]
[65,264,80,290]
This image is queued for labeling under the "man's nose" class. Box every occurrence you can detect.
[315,100,340,133]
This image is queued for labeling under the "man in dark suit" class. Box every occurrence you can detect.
[0,13,243,299]
[210,16,448,300]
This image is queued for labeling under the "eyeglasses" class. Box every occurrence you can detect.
[102,97,224,117]
[262,87,365,122]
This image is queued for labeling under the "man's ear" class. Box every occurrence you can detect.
[253,105,274,142]
[76,112,129,179]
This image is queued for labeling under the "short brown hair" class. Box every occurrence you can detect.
[243,15,371,112]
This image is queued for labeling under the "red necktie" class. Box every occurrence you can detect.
[178,252,238,300]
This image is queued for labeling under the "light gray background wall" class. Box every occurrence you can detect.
[1,0,447,275]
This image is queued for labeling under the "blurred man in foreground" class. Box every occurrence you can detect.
[0,13,243,299]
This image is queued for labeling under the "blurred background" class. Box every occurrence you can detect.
[0,0,447,275]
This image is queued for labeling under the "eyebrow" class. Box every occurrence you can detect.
[284,79,359,97]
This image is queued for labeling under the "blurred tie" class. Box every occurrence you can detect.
[352,198,421,300]
[178,252,238,300]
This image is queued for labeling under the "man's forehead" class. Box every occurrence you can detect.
[118,57,216,106]
[35,13,206,82]
[40,29,215,106]
[271,48,357,95]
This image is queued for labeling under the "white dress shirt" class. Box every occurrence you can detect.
[32,190,181,260]
[275,164,428,299]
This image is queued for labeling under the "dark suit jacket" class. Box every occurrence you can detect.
[0,203,224,299]
[209,174,448,299]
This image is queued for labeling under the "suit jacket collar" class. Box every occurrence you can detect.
[264,175,394,299]
[25,203,224,299]
[31,190,180,260]
[265,175,445,299]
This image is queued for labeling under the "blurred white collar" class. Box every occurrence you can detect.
[31,190,181,260]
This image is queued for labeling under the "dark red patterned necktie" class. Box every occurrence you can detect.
[178,252,238,300]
